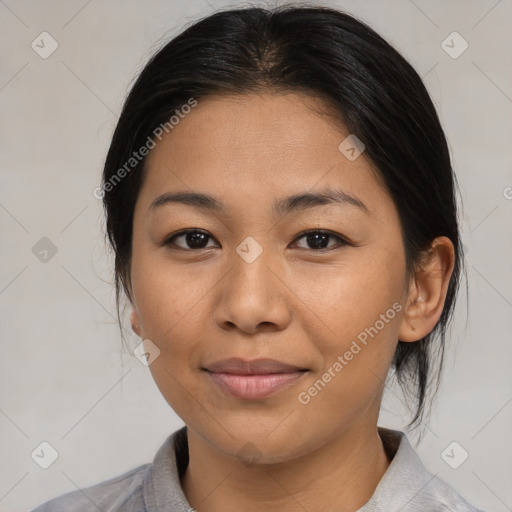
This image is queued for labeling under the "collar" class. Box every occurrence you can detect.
[142,426,441,512]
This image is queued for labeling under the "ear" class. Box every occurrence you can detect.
[399,236,455,342]
[130,307,142,337]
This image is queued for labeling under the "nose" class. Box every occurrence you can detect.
[214,244,292,335]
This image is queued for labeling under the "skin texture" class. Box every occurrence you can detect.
[128,92,455,512]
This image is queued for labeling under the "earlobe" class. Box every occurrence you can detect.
[398,285,422,342]
[398,236,455,342]
[130,308,141,336]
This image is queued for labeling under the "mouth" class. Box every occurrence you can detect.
[202,358,309,400]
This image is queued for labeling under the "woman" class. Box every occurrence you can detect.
[32,4,484,511]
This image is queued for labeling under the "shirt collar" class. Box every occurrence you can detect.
[358,427,439,511]
[143,426,191,511]
[142,426,437,512]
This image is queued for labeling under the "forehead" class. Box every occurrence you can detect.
[140,92,385,214]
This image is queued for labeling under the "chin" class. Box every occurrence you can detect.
[202,422,310,465]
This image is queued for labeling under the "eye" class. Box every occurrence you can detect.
[164,229,218,250]
[292,229,350,251]
[164,228,351,251]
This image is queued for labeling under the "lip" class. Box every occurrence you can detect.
[204,357,305,375]
[203,358,308,400]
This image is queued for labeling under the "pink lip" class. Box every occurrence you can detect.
[207,371,306,399]
[204,357,305,374]
[203,358,308,399]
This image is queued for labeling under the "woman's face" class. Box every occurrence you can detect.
[130,92,409,463]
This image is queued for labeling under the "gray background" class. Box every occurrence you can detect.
[0,0,511,511]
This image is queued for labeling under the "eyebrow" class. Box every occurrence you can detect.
[149,188,370,216]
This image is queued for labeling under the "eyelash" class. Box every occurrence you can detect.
[163,229,352,252]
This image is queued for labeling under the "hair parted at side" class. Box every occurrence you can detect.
[102,3,465,434]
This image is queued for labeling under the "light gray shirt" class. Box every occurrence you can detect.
[31,426,485,511]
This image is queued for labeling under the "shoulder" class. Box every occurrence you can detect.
[29,427,190,512]
[411,472,486,512]
[29,463,150,512]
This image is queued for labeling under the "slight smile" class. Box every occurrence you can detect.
[202,358,309,400]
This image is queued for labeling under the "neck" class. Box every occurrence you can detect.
[181,422,391,512]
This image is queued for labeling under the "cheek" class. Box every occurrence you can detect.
[128,221,214,419]
[299,245,405,343]
[295,246,405,398]
[296,308,400,428]
[130,243,214,361]
[133,259,209,418]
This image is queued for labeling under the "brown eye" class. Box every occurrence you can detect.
[293,230,349,250]
[164,230,218,250]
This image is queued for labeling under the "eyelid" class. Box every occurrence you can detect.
[163,228,219,248]
[292,229,353,249]
[164,228,354,251]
